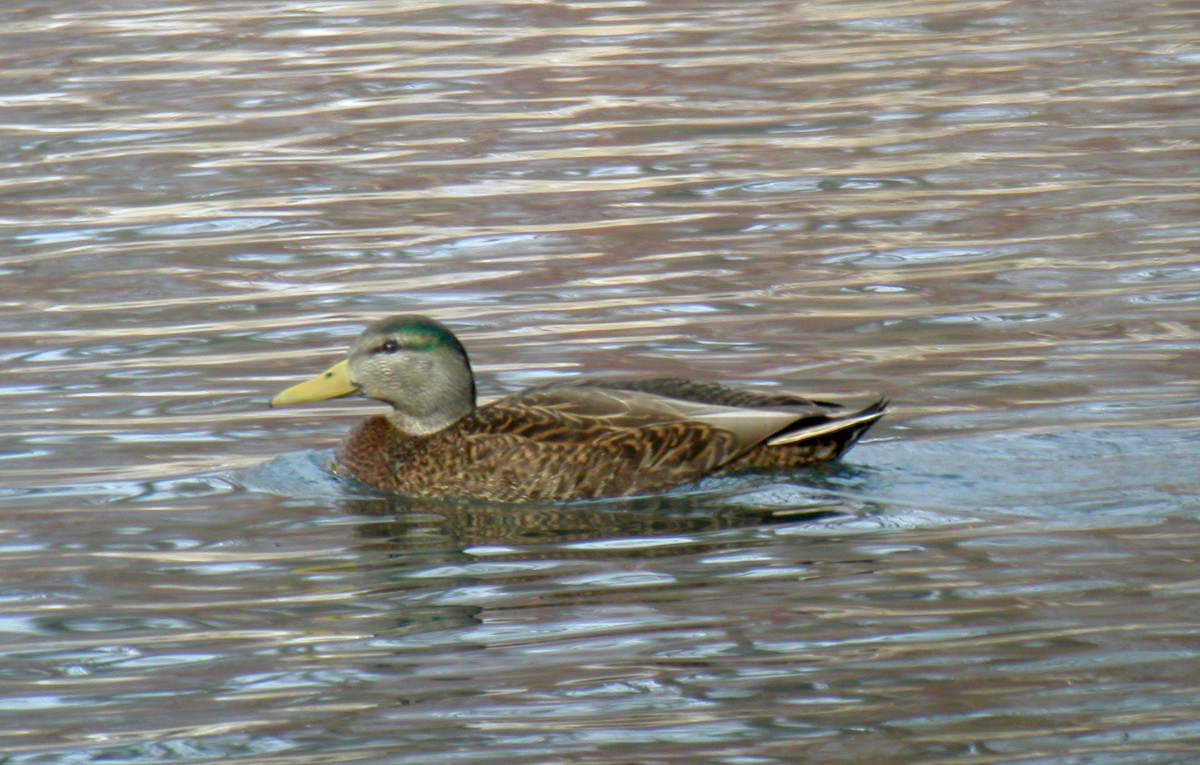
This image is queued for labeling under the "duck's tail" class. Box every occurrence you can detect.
[719,396,888,473]
[767,396,889,447]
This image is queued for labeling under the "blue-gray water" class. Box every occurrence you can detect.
[3,0,1199,762]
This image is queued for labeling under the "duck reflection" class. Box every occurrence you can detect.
[343,489,844,551]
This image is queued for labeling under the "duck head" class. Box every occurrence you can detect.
[270,315,476,435]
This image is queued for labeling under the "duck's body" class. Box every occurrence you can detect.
[270,316,887,503]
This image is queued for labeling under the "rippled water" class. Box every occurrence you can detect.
[3,0,1200,762]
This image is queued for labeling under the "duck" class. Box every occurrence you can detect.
[269,315,887,503]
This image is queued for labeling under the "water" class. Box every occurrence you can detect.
[3,0,1200,762]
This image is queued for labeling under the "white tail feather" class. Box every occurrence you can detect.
[766,409,885,446]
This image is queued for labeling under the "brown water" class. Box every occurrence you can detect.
[3,0,1200,762]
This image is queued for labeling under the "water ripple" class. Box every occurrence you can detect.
[2,0,1199,762]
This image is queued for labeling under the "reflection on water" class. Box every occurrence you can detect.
[352,495,840,549]
[2,0,1200,762]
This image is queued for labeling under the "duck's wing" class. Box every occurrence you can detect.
[511,379,889,460]
[492,383,805,454]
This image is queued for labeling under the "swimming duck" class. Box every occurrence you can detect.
[270,315,887,502]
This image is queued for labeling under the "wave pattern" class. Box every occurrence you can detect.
[1,0,1198,762]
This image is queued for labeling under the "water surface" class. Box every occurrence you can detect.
[2,0,1199,762]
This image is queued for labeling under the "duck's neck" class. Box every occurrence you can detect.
[386,404,471,436]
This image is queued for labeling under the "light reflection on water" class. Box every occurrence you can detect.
[2,0,1200,762]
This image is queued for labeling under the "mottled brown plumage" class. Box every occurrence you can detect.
[270,315,888,503]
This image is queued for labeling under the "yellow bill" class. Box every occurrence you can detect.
[269,359,356,407]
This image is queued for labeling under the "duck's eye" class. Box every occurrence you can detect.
[379,340,401,353]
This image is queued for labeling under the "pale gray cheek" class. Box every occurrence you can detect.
[386,357,415,387]
[375,354,427,390]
